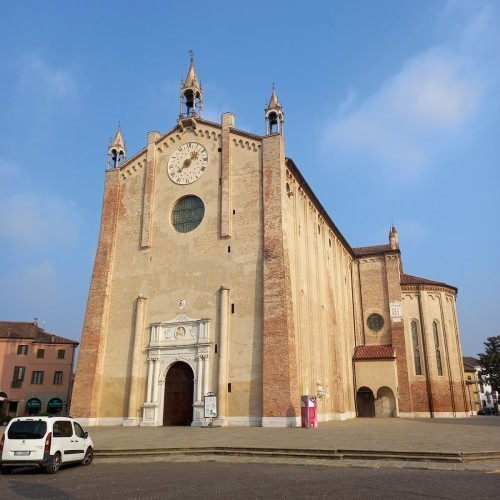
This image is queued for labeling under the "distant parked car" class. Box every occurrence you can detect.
[0,416,94,474]
[477,408,497,415]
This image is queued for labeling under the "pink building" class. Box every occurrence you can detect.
[0,320,78,419]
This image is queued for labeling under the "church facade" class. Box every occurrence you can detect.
[71,59,468,426]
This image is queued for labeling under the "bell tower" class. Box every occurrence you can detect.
[265,85,284,135]
[179,53,203,119]
[107,125,126,170]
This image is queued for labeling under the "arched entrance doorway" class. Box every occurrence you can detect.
[163,362,194,426]
[356,387,375,417]
[375,386,397,417]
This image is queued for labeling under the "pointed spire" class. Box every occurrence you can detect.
[267,84,281,111]
[110,123,125,150]
[265,84,284,136]
[184,55,201,92]
[179,51,203,119]
[107,124,126,170]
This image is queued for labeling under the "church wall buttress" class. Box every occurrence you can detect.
[351,261,365,347]
[446,294,468,414]
[71,168,121,420]
[141,131,160,248]
[220,114,233,237]
[384,253,413,414]
[262,134,300,425]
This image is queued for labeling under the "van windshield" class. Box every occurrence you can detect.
[8,420,47,439]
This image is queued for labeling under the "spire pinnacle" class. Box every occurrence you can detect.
[180,52,203,119]
[184,51,201,92]
[107,124,126,170]
[267,83,281,110]
[389,225,399,250]
[265,84,284,135]
[110,123,125,150]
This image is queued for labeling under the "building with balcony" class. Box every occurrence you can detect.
[0,320,78,419]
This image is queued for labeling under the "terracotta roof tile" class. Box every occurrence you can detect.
[463,356,481,370]
[354,345,395,360]
[0,321,79,345]
[401,273,457,292]
[353,244,394,256]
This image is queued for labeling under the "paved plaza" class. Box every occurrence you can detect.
[86,417,500,472]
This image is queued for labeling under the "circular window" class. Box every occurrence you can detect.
[367,313,384,332]
[171,195,205,233]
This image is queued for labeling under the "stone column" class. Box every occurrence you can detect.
[203,353,209,396]
[124,295,147,425]
[217,285,230,424]
[146,357,154,403]
[152,358,159,403]
[196,354,203,403]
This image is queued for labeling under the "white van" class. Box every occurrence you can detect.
[0,416,94,474]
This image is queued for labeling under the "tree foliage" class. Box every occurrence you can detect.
[478,335,500,394]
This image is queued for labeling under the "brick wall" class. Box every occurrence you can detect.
[262,134,300,420]
[71,168,121,418]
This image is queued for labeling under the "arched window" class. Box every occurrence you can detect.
[411,320,422,375]
[433,321,443,376]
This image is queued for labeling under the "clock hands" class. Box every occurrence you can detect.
[168,142,207,185]
[178,158,191,173]
[177,151,199,173]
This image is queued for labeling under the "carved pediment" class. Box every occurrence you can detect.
[149,315,211,347]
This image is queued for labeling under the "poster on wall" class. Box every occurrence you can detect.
[204,393,217,418]
[390,301,403,322]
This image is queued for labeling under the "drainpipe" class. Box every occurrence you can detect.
[67,344,76,416]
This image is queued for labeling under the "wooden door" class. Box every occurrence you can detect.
[163,362,194,426]
[356,387,375,417]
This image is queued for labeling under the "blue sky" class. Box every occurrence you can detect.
[0,1,498,358]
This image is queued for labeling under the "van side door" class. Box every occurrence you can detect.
[59,420,85,462]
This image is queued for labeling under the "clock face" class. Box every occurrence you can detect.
[167,142,208,185]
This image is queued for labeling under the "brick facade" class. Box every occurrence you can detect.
[72,62,468,426]
[262,134,300,424]
[71,168,120,418]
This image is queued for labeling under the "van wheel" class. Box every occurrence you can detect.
[81,447,94,466]
[1,466,13,475]
[45,453,61,474]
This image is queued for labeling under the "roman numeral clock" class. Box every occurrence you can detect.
[168,142,208,184]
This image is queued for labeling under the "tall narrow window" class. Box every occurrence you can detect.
[433,321,443,376]
[12,366,25,388]
[37,348,45,359]
[411,321,422,375]
[31,371,44,385]
[17,345,28,355]
[53,371,63,385]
